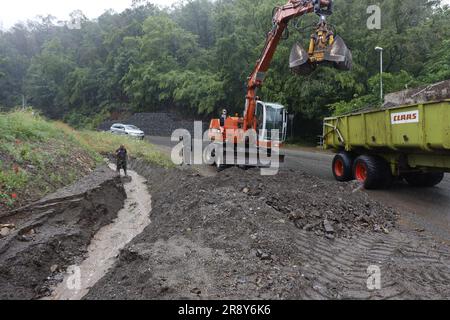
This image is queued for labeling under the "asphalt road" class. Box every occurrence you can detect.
[147,136,450,242]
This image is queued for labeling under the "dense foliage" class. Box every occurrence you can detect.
[0,0,449,134]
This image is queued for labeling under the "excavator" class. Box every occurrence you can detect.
[208,0,352,168]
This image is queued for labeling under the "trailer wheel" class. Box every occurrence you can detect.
[353,155,392,190]
[404,172,444,187]
[332,152,354,182]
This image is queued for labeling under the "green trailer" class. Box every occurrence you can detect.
[323,100,450,189]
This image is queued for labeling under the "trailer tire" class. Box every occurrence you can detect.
[332,152,354,182]
[353,155,392,190]
[404,172,444,187]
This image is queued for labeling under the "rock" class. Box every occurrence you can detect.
[325,233,335,240]
[0,227,11,237]
[50,265,58,273]
[242,187,249,194]
[261,253,271,260]
[17,235,32,242]
[0,224,15,229]
[256,249,271,260]
[303,220,322,231]
[323,219,335,234]
[190,288,201,295]
[237,277,247,284]
[311,210,321,217]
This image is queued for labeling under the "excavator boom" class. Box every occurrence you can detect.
[244,0,352,131]
[207,0,351,169]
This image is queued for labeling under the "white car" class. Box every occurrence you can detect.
[110,124,145,140]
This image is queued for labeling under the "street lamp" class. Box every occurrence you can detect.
[375,46,383,103]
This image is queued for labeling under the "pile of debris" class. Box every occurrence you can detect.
[384,79,450,107]
[128,161,397,240]
[208,168,397,239]
[84,162,450,300]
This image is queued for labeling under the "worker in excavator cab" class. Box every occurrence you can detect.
[219,109,228,135]
[220,109,228,127]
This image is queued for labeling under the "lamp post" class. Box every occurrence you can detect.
[375,46,383,103]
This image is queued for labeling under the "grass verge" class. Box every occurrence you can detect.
[75,130,173,168]
[0,109,170,211]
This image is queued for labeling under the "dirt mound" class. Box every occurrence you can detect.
[82,162,450,300]
[0,166,126,299]
[130,160,397,239]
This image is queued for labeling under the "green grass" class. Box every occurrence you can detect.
[0,108,66,142]
[0,109,171,209]
[76,131,173,168]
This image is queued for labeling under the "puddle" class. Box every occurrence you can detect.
[46,165,151,300]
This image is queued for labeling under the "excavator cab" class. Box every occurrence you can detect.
[289,16,352,75]
[255,101,288,143]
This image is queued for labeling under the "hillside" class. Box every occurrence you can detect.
[0,109,169,214]
[1,0,449,133]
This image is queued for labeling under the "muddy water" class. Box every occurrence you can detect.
[47,165,151,300]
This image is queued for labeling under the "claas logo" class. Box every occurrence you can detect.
[391,111,419,124]
[393,113,417,122]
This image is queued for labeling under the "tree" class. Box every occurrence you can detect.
[24,39,75,118]
[0,0,448,134]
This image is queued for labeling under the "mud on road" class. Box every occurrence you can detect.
[85,160,450,300]
[0,166,126,300]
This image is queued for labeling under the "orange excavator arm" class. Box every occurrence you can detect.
[243,0,349,131]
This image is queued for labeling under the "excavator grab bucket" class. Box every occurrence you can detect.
[324,35,352,71]
[289,42,315,76]
[289,35,352,75]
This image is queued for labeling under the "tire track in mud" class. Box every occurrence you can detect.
[293,230,449,299]
[46,165,152,300]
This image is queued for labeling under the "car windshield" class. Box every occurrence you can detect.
[125,125,139,130]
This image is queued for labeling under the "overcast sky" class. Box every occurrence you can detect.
[1,0,450,30]
[0,0,178,29]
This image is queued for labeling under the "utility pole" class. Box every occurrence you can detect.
[288,114,295,139]
[375,47,383,103]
